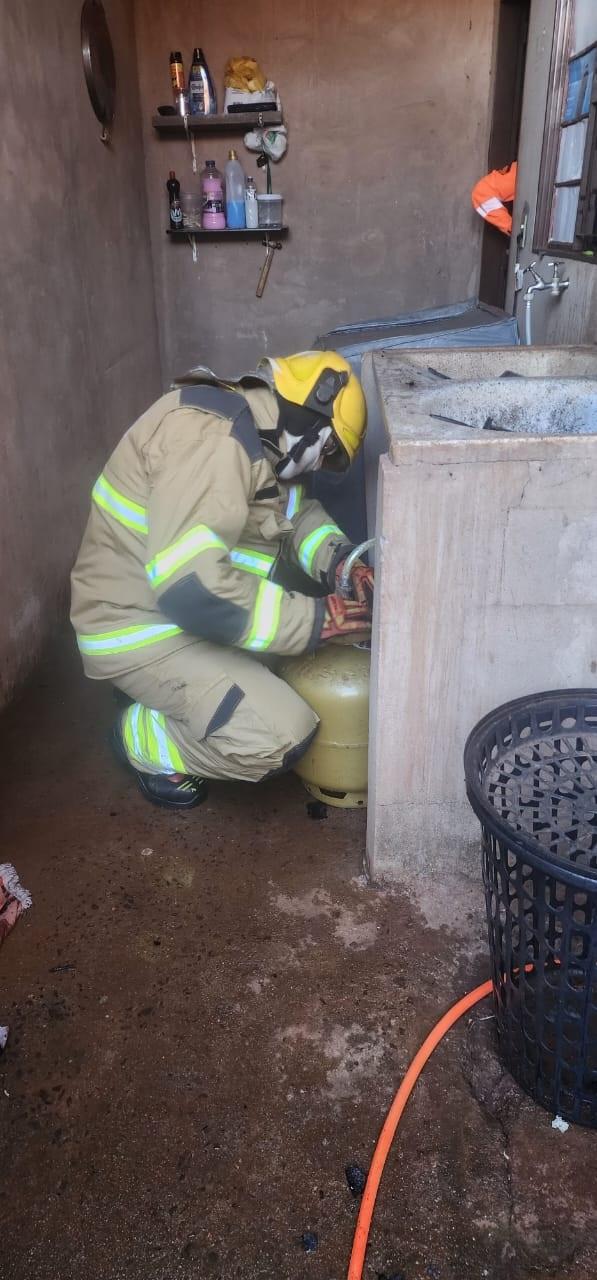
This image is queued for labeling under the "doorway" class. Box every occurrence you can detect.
[479,0,530,309]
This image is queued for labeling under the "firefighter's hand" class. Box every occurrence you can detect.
[335,558,375,610]
[321,593,372,643]
[350,562,374,610]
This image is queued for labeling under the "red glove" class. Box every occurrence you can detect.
[321,593,372,643]
[350,562,374,610]
[335,559,375,610]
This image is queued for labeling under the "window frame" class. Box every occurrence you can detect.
[535,0,597,261]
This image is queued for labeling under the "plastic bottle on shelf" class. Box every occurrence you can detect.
[245,176,259,229]
[169,51,185,101]
[166,170,183,231]
[225,150,246,229]
[200,160,225,230]
[188,47,217,115]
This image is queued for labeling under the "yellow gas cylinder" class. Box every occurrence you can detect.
[278,643,370,808]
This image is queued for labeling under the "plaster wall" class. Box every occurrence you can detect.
[0,0,161,705]
[134,0,497,382]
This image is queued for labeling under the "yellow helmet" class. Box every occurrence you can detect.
[259,350,367,468]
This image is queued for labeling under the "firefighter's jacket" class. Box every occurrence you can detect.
[471,161,518,236]
[70,380,353,682]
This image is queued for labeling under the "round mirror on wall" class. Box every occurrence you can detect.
[81,0,116,143]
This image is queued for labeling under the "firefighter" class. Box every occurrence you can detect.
[471,161,518,236]
[71,352,372,809]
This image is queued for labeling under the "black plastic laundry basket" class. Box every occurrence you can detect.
[464,690,597,1127]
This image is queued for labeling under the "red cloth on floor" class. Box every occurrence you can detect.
[0,863,31,944]
[0,864,31,1049]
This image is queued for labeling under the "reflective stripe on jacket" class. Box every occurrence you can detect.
[471,162,517,236]
[70,380,352,680]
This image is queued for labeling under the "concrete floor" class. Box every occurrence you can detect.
[1,633,597,1280]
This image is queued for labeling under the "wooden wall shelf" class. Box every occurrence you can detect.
[167,226,288,241]
[153,112,282,134]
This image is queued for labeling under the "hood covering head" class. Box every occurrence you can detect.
[267,399,340,480]
[170,353,367,482]
[257,351,367,481]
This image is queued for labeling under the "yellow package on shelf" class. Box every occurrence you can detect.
[224,57,267,93]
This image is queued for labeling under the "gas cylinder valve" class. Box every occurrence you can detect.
[338,538,375,599]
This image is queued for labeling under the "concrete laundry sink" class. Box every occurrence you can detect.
[365,346,597,928]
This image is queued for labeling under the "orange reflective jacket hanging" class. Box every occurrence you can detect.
[471,161,518,235]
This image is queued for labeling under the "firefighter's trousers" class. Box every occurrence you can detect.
[114,642,318,783]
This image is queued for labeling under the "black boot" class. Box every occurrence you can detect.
[110,720,208,811]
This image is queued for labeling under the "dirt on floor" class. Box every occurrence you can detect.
[1,632,597,1280]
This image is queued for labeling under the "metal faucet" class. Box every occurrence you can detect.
[524,260,569,299]
[521,260,569,345]
[548,260,570,297]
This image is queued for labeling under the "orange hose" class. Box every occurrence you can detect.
[347,978,493,1280]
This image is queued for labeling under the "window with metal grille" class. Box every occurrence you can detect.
[535,0,597,258]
